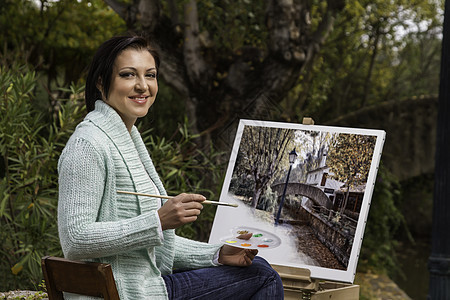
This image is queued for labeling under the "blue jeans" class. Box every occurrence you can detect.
[162,256,284,299]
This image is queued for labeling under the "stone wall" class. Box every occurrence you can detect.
[288,204,353,268]
[308,211,352,267]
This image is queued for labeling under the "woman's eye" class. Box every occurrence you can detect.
[119,72,135,78]
[146,73,157,78]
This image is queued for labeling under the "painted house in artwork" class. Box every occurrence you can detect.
[305,154,365,215]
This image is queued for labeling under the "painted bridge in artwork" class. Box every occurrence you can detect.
[271,182,333,209]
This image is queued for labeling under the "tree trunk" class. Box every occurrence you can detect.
[251,187,263,209]
[340,185,350,214]
[361,25,381,108]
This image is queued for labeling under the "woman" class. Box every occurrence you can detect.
[57,35,284,299]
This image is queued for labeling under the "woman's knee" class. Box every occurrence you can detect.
[252,257,282,282]
[252,256,275,272]
[250,256,284,298]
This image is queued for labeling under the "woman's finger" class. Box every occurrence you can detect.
[243,252,253,265]
[183,202,204,211]
[245,249,258,260]
[182,215,199,224]
[177,193,206,203]
[184,207,202,217]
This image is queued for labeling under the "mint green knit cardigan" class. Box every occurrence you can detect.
[57,100,222,299]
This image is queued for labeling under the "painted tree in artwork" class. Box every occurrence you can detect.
[235,126,295,208]
[327,134,376,213]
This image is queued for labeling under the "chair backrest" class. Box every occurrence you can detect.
[41,256,120,300]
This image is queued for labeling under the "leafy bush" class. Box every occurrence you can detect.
[229,174,255,198]
[357,163,408,275]
[0,65,86,290]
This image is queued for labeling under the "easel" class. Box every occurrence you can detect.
[269,117,360,300]
[271,264,359,300]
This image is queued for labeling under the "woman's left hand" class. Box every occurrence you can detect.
[218,245,258,267]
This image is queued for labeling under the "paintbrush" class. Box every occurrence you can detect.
[116,190,238,208]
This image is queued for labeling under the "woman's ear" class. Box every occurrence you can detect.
[96,78,105,100]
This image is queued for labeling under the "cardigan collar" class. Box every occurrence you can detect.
[86,100,167,200]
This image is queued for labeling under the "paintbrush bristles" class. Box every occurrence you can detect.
[116,190,238,208]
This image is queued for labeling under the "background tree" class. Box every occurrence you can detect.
[231,126,294,208]
[104,0,346,150]
[327,133,376,213]
[0,0,125,113]
[283,0,443,122]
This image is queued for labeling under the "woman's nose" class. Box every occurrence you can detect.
[135,76,148,91]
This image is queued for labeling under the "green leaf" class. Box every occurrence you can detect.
[0,192,8,217]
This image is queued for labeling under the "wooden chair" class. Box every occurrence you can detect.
[41,256,120,300]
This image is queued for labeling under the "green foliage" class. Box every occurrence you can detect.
[0,0,126,87]
[196,0,267,54]
[283,0,443,121]
[397,173,434,238]
[142,118,226,241]
[229,174,255,198]
[357,163,407,275]
[0,65,86,291]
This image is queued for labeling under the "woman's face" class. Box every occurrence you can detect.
[103,48,158,130]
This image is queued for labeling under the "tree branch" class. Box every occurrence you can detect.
[158,59,187,97]
[304,0,345,73]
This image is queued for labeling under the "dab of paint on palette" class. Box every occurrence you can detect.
[224,240,270,248]
[221,227,281,249]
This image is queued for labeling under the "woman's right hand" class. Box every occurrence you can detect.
[157,193,205,230]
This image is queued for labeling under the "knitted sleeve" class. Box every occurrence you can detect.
[172,235,223,270]
[57,137,163,260]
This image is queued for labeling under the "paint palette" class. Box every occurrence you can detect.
[220,226,281,250]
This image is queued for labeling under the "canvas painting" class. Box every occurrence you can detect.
[209,119,386,283]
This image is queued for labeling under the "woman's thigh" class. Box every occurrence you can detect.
[162,256,283,300]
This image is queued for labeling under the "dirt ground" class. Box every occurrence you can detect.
[291,223,346,270]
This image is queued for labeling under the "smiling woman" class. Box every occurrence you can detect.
[57,34,283,300]
[99,49,158,131]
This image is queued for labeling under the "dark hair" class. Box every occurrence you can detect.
[85,35,160,112]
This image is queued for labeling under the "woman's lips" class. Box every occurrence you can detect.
[129,96,149,104]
